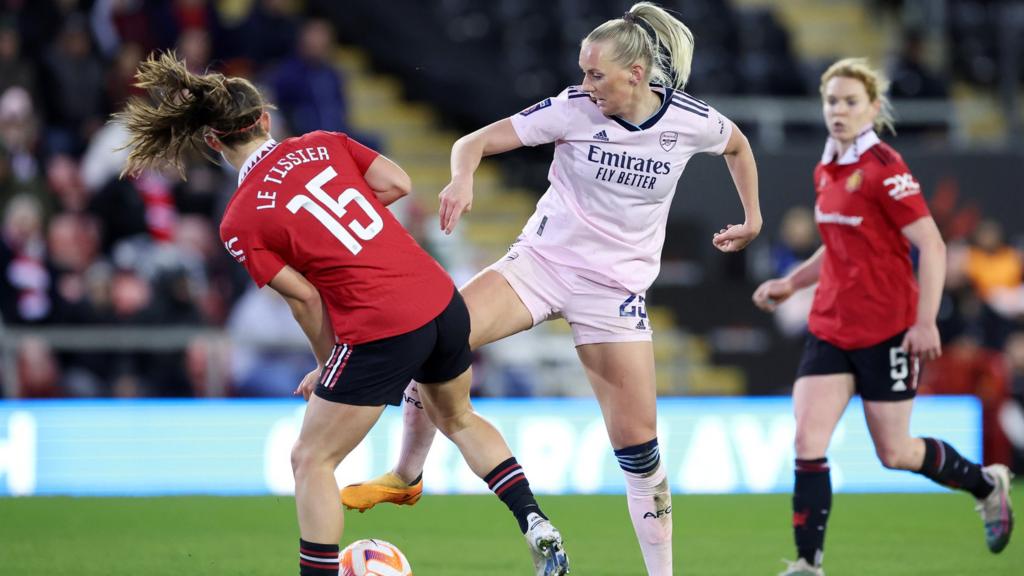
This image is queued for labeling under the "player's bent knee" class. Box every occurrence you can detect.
[418,395,470,437]
[875,446,912,470]
[290,438,343,477]
[794,432,829,460]
[290,440,311,476]
[428,408,475,438]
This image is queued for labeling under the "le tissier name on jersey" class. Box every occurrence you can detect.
[255,146,333,211]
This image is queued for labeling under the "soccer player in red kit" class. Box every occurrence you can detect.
[114,52,569,576]
[753,58,1013,576]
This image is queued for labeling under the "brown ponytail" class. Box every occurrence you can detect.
[114,51,271,178]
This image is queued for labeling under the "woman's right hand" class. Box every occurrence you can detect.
[752,277,795,312]
[438,177,474,234]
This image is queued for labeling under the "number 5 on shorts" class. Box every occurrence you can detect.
[889,347,910,392]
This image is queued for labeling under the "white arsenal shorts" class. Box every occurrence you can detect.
[486,245,653,346]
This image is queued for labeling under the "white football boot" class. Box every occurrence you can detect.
[525,513,569,575]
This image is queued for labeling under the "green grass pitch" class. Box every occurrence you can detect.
[1,486,1020,575]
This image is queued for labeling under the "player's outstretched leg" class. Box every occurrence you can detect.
[341,381,435,511]
[914,438,1014,553]
[616,438,673,575]
[421,369,570,575]
[483,458,569,575]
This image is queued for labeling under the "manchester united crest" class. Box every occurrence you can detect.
[659,131,678,151]
[846,169,864,192]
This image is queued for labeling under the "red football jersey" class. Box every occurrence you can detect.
[219,131,454,345]
[808,137,931,349]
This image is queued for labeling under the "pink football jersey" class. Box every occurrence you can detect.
[509,85,733,293]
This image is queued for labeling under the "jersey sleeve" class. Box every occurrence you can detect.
[695,105,733,155]
[324,131,380,174]
[509,88,573,146]
[343,135,380,174]
[873,160,930,229]
[221,225,287,288]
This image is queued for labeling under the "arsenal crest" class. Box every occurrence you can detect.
[659,131,678,151]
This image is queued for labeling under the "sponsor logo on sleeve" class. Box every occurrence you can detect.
[519,98,552,116]
[224,236,246,263]
[883,173,921,201]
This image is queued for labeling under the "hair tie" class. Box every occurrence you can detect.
[209,114,262,137]
[623,12,658,46]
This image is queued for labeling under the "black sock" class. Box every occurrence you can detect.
[409,473,422,486]
[299,539,338,576]
[484,457,546,533]
[793,458,831,567]
[917,437,994,499]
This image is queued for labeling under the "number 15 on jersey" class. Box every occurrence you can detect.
[287,166,383,255]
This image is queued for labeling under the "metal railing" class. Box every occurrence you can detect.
[708,97,963,150]
[0,326,232,398]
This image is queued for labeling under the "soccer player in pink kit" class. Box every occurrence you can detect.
[753,58,1014,576]
[342,3,761,574]
[115,52,568,576]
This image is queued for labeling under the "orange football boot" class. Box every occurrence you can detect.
[341,472,423,512]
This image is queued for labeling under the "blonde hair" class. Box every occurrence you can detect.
[584,2,694,89]
[820,57,895,134]
[113,51,272,178]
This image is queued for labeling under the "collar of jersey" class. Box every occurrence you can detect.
[237,138,279,186]
[609,86,672,132]
[821,127,879,166]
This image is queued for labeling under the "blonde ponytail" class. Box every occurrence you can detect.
[585,2,695,89]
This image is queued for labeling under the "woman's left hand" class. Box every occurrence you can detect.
[294,368,321,401]
[712,221,761,252]
[901,322,942,361]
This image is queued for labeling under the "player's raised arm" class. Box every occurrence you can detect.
[440,118,525,234]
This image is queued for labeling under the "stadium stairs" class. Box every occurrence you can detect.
[333,46,745,397]
[733,0,894,64]
[733,0,1016,145]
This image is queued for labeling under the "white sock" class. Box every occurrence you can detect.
[624,461,673,576]
[394,381,438,483]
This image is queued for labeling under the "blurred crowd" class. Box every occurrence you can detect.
[0,0,363,398]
